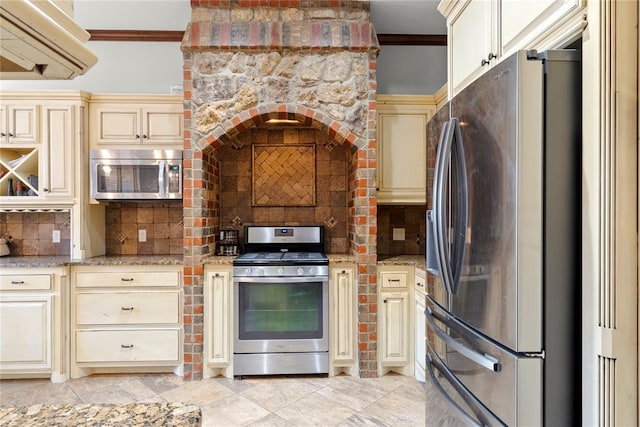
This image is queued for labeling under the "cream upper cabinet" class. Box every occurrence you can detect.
[376,95,436,205]
[0,93,88,201]
[445,0,498,96]
[439,0,586,96]
[203,265,233,379]
[0,104,39,145]
[329,264,358,376]
[90,95,183,148]
[0,267,68,383]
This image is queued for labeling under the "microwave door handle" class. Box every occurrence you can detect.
[425,351,483,427]
[426,305,501,373]
[158,160,166,198]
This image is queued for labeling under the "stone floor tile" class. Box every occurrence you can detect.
[240,378,321,412]
[160,378,235,407]
[200,394,270,426]
[274,392,356,426]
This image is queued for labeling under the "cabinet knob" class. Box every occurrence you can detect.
[7,132,13,138]
[214,273,220,277]
[143,134,148,139]
[481,58,490,66]
[341,270,346,274]
[135,134,140,139]
[0,132,5,137]
[383,299,388,303]
[43,188,49,192]
[487,52,497,60]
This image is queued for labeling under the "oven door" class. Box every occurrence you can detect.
[233,276,329,353]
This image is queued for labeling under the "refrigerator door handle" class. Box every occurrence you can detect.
[426,305,502,373]
[433,120,455,297]
[427,344,507,427]
[449,117,469,293]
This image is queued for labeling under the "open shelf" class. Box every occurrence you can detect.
[0,147,39,197]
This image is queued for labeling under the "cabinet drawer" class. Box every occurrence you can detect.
[76,292,180,325]
[380,272,408,289]
[75,329,180,363]
[75,271,180,288]
[0,274,51,291]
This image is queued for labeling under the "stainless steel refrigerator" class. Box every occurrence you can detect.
[425,50,581,426]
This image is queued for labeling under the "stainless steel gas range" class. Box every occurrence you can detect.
[232,225,329,376]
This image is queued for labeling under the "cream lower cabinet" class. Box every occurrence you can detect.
[378,265,414,376]
[0,268,67,382]
[329,264,358,376]
[414,268,427,382]
[203,266,233,379]
[70,265,182,378]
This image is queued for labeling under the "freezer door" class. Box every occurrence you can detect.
[426,296,542,426]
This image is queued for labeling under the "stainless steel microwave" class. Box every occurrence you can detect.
[90,149,182,200]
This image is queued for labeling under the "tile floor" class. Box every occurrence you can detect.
[0,373,427,426]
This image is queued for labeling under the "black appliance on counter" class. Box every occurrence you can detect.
[232,225,329,376]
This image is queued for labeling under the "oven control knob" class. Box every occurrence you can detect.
[309,267,316,275]
[297,267,304,275]
[277,267,284,275]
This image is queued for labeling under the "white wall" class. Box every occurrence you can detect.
[0,0,446,94]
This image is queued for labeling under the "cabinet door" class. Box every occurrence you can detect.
[3,105,39,144]
[207,271,231,367]
[380,291,409,366]
[42,106,74,198]
[330,267,356,365]
[501,0,584,55]
[449,0,497,95]
[142,107,183,146]
[94,107,142,145]
[0,296,52,370]
[377,112,427,204]
[414,290,426,382]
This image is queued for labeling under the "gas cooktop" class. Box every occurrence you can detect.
[233,251,328,266]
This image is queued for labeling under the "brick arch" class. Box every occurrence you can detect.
[196,104,363,152]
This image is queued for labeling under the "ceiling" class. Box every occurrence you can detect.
[370,0,446,34]
[0,0,446,80]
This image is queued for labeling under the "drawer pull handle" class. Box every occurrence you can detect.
[121,344,134,349]
[121,278,134,282]
[11,280,25,285]
[388,279,401,283]
[121,307,134,311]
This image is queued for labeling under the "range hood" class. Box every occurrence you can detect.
[0,0,97,79]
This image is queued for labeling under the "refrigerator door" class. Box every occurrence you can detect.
[426,295,542,426]
[446,51,544,352]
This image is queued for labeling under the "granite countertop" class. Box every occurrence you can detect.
[378,255,426,271]
[0,402,201,427]
[0,255,184,268]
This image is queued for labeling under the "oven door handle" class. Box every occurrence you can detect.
[233,276,327,284]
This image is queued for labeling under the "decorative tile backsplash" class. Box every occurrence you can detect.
[219,128,350,254]
[0,211,71,256]
[377,205,426,258]
[105,202,183,256]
